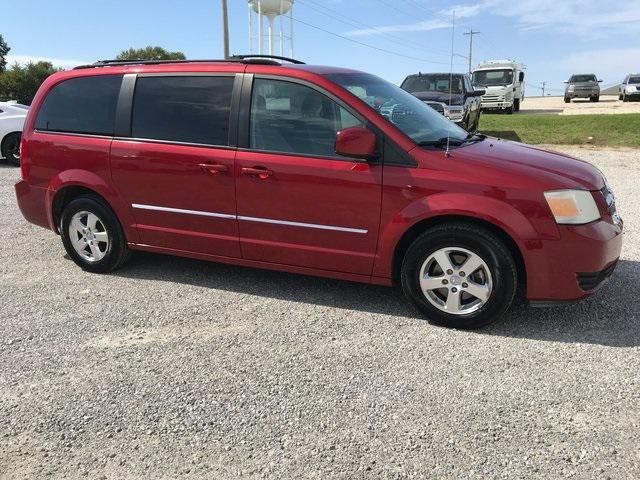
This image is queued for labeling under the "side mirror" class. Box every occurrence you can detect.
[470,88,485,97]
[564,81,569,84]
[518,72,525,82]
[335,126,377,160]
[598,79,603,83]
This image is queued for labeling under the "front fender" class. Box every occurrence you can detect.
[372,192,558,279]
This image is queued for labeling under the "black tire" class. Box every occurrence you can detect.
[564,97,571,103]
[60,195,131,273]
[400,223,518,329]
[590,96,599,102]
[505,105,514,114]
[619,94,623,101]
[1,132,21,167]
[622,95,628,103]
[514,98,520,112]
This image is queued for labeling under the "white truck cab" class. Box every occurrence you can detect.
[472,60,525,114]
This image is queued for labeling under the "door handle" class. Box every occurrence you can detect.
[241,166,273,179]
[199,163,228,174]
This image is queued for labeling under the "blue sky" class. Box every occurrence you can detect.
[2,0,638,94]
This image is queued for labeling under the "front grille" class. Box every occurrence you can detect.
[576,262,618,291]
[482,94,501,102]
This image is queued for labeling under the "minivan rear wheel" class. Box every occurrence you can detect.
[1,132,21,167]
[400,223,518,329]
[60,196,131,273]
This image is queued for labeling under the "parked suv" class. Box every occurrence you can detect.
[619,74,640,102]
[15,56,623,329]
[400,73,484,132]
[564,74,602,103]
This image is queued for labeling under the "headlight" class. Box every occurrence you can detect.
[627,85,637,93]
[544,190,601,224]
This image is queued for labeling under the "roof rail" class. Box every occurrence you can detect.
[73,55,305,70]
[228,54,305,65]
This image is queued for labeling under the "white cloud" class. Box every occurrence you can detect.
[6,55,88,69]
[345,0,640,38]
[484,0,640,34]
[345,2,484,36]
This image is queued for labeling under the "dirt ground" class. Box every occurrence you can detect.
[519,95,640,115]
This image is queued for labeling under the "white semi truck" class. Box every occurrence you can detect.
[472,60,525,114]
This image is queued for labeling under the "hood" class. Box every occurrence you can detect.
[411,91,464,106]
[449,139,604,190]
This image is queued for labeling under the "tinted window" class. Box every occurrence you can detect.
[35,75,122,135]
[569,75,597,83]
[250,78,363,157]
[402,75,464,95]
[132,76,234,145]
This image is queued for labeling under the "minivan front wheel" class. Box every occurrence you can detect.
[60,196,131,273]
[401,223,518,329]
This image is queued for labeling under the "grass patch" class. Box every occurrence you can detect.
[479,113,640,148]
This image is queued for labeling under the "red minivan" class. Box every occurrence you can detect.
[15,56,623,328]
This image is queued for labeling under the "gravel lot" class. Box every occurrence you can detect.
[519,95,640,116]
[1,146,639,479]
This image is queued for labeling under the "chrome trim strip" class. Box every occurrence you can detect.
[131,204,367,234]
[132,204,236,220]
[238,215,368,234]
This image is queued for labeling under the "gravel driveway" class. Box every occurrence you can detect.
[1,146,639,479]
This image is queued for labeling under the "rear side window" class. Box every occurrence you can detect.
[35,75,123,135]
[131,76,234,146]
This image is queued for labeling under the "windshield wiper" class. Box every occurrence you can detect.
[418,137,465,147]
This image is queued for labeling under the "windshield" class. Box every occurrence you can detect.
[628,76,640,84]
[325,72,467,144]
[569,75,597,83]
[472,69,514,87]
[401,75,464,95]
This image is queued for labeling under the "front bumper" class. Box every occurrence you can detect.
[566,91,599,98]
[525,219,623,302]
[480,100,513,110]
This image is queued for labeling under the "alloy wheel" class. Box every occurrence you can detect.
[418,247,493,315]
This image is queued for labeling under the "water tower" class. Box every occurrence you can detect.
[248,0,295,57]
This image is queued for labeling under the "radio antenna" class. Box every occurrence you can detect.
[445,9,455,158]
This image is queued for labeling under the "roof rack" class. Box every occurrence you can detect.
[73,55,305,70]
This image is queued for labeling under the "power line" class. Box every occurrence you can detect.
[296,0,452,57]
[292,16,466,67]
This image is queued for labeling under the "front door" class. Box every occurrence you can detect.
[111,74,241,258]
[235,77,382,275]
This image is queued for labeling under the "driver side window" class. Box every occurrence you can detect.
[250,78,363,157]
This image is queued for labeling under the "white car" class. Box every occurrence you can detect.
[0,101,29,166]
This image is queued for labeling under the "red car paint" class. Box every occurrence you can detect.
[15,61,622,303]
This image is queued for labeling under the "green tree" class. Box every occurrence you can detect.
[0,62,60,105]
[0,34,10,72]
[116,46,186,61]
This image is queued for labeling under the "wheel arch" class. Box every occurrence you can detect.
[391,214,526,293]
[1,131,22,156]
[51,185,111,233]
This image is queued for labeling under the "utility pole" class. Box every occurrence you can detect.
[463,29,480,73]
[221,0,230,59]
[541,81,546,97]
